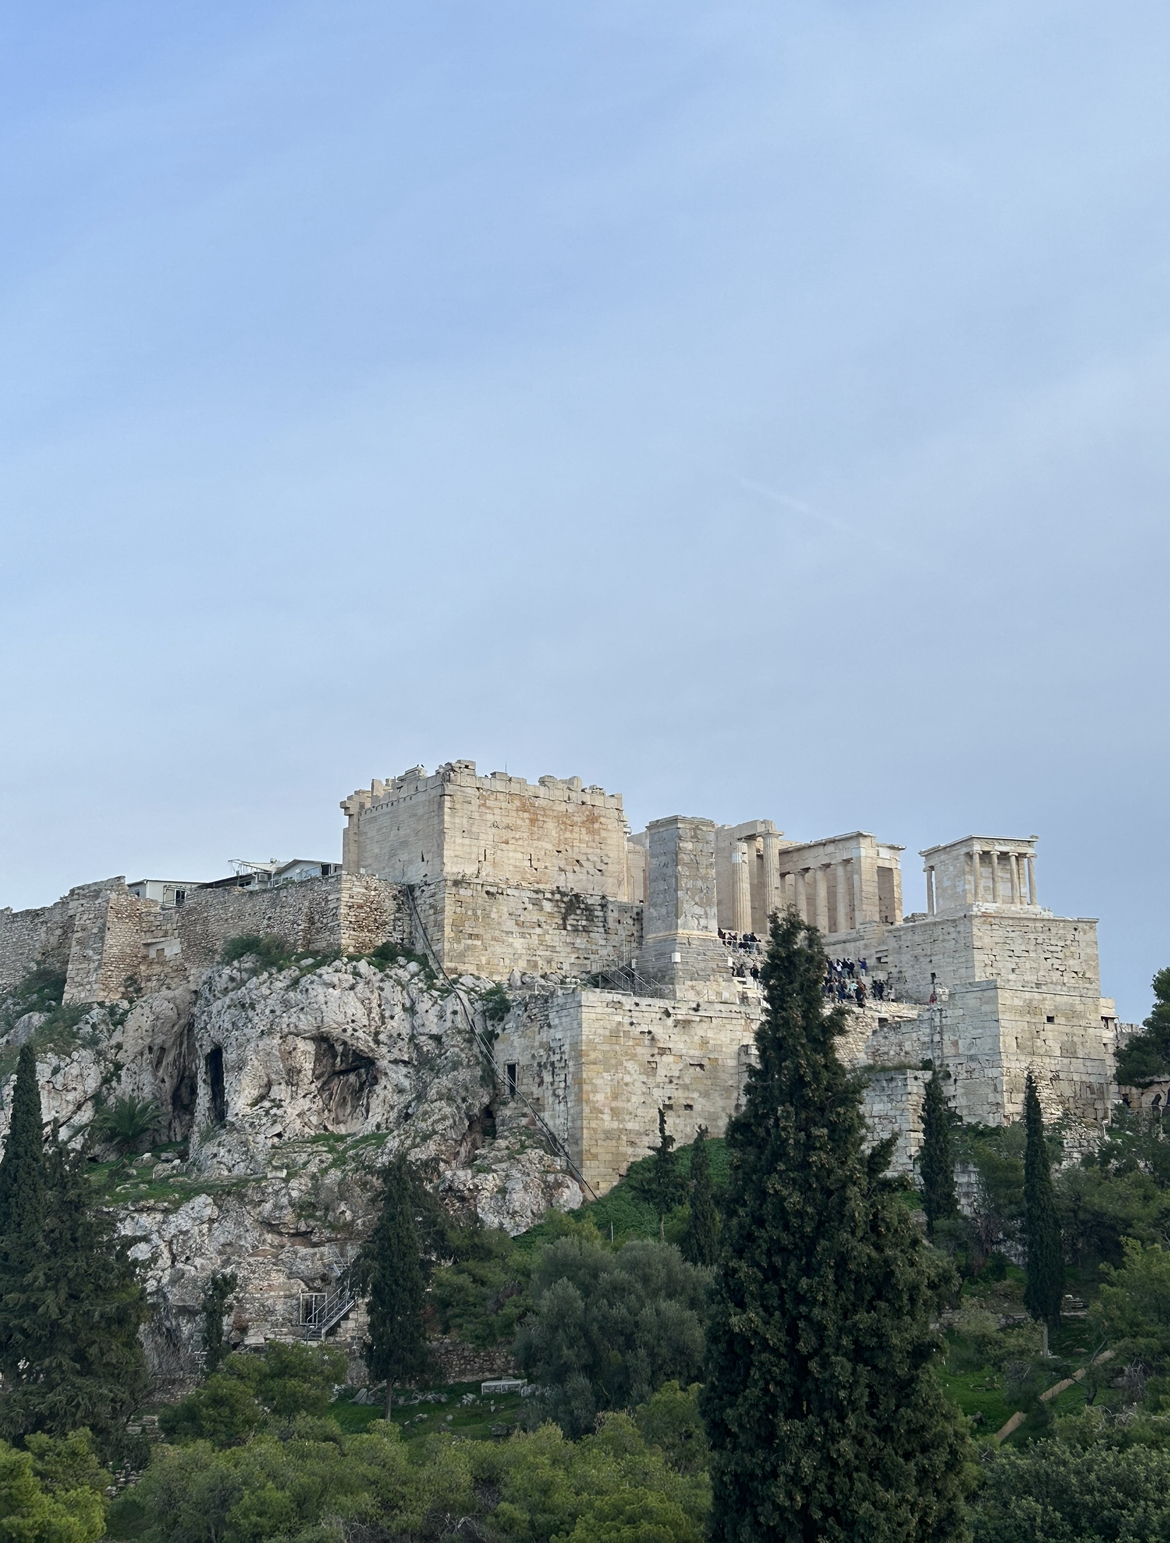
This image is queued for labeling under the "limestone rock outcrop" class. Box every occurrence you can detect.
[0,955,581,1386]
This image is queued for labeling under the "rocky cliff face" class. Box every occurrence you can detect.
[0,955,580,1386]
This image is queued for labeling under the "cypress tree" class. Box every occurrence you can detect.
[353,1154,431,1418]
[701,911,972,1543]
[1023,1072,1063,1346]
[0,1043,47,1380]
[632,1107,686,1240]
[0,1133,150,1453]
[919,1069,959,1237]
[683,1125,718,1267]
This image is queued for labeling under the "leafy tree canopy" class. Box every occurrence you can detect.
[515,1236,710,1438]
[1115,968,1170,1087]
[131,1393,710,1543]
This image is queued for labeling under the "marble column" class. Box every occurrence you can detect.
[990,849,1001,904]
[795,870,808,921]
[732,843,752,933]
[926,866,935,916]
[836,860,853,932]
[1009,853,1021,905]
[1027,855,1037,906]
[762,832,781,924]
[814,865,829,932]
[970,850,982,904]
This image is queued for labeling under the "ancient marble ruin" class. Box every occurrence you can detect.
[1,759,1123,1202]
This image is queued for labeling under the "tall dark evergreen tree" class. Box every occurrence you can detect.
[701,912,972,1543]
[0,1133,150,1453]
[683,1125,718,1267]
[0,1043,47,1379]
[353,1155,431,1418]
[1023,1072,1063,1345]
[632,1108,686,1240]
[919,1069,959,1237]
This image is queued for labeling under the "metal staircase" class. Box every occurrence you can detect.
[301,1285,358,1340]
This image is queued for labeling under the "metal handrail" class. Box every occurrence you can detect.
[301,1285,358,1340]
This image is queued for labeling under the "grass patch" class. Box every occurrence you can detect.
[330,1381,529,1443]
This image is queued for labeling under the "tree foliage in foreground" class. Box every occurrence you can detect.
[0,1049,149,1455]
[920,1069,959,1237]
[701,910,974,1543]
[0,1429,108,1543]
[515,1235,710,1438]
[682,1125,719,1267]
[132,1385,710,1543]
[351,1154,432,1417]
[1023,1073,1063,1335]
[970,1410,1170,1542]
[1115,967,1170,1087]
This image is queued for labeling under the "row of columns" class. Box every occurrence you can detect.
[731,849,861,936]
[923,848,1038,915]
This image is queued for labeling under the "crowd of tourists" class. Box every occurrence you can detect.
[823,955,891,1006]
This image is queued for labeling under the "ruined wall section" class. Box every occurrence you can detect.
[0,894,75,991]
[342,761,630,899]
[412,880,641,982]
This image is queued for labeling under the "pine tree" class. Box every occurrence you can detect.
[683,1126,718,1267]
[919,1069,959,1237]
[0,1134,150,1453]
[0,1043,47,1380]
[701,911,972,1543]
[353,1155,431,1418]
[1023,1072,1063,1346]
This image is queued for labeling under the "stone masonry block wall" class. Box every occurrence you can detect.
[862,1069,930,1174]
[342,761,631,899]
[414,880,641,981]
[497,990,758,1194]
[0,895,74,991]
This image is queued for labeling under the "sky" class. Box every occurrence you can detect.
[1,0,1167,1019]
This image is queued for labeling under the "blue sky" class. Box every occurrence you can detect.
[2,0,1167,1018]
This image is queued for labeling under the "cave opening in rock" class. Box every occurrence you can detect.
[205,1045,226,1124]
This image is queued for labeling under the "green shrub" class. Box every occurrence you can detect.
[159,1344,349,1447]
[0,1433,107,1543]
[219,936,293,972]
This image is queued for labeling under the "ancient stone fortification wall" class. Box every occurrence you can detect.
[863,1068,931,1173]
[0,892,77,990]
[498,989,758,1194]
[2,875,410,1006]
[341,761,630,899]
[412,879,641,982]
[172,873,410,972]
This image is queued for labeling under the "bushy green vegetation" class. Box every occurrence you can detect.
[516,1236,709,1437]
[220,935,295,972]
[127,1382,710,1543]
[1115,968,1170,1086]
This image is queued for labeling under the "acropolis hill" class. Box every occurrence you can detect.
[2,758,1124,1179]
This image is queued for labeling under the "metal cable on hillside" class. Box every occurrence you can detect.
[402,884,598,1202]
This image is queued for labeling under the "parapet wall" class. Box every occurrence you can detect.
[341,761,631,899]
